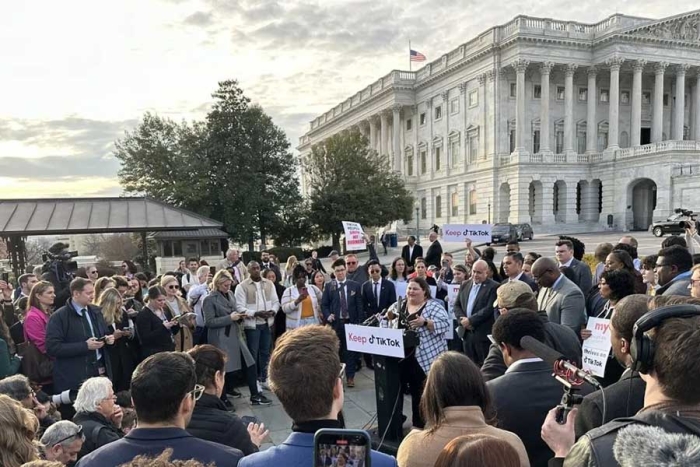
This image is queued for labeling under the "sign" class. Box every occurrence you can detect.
[582,317,612,378]
[446,284,461,315]
[345,324,405,358]
[442,224,492,243]
[429,285,437,299]
[342,221,366,251]
[394,282,407,299]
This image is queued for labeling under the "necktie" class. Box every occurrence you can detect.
[374,282,380,308]
[80,308,100,361]
[339,283,348,319]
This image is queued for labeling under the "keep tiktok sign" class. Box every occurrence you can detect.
[344,325,405,358]
[442,224,492,243]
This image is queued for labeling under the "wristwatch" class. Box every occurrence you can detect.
[422,319,429,327]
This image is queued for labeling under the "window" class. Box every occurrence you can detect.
[435,105,442,120]
[421,197,427,219]
[642,92,651,105]
[557,86,565,101]
[420,150,427,174]
[620,91,630,104]
[420,113,426,125]
[406,118,412,131]
[663,94,669,106]
[469,190,477,215]
[533,84,542,99]
[468,132,479,163]
[407,154,414,176]
[450,140,460,167]
[533,129,541,154]
[469,90,478,107]
[510,83,517,98]
[600,89,609,102]
[450,98,460,115]
[435,147,442,171]
[435,195,442,218]
[578,88,588,102]
[451,190,459,217]
[509,130,516,153]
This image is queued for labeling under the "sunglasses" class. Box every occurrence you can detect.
[190,384,205,401]
[346,261,357,265]
[53,425,84,446]
[167,285,180,290]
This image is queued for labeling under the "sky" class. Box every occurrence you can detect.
[0,0,697,198]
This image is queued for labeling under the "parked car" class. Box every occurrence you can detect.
[515,223,534,241]
[651,213,693,237]
[490,223,518,244]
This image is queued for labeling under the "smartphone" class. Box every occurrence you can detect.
[209,266,216,275]
[314,429,371,467]
[1,272,8,282]
[441,260,449,268]
[301,286,308,295]
[95,336,107,343]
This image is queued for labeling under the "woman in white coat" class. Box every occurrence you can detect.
[281,265,322,330]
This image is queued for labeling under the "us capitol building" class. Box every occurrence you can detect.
[297,10,700,233]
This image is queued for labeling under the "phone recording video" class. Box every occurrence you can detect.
[314,429,371,467]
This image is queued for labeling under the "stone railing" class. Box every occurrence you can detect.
[499,155,513,166]
[615,141,700,159]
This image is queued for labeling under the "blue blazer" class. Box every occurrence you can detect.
[321,279,364,325]
[238,432,397,467]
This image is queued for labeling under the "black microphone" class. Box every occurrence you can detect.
[520,336,601,389]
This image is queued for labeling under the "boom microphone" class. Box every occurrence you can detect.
[520,336,601,389]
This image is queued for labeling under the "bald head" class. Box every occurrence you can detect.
[618,236,638,249]
[471,259,489,284]
[532,257,560,288]
[429,232,438,242]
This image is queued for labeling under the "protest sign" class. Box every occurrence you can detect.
[582,317,612,378]
[342,221,366,251]
[345,324,405,358]
[394,282,407,299]
[442,224,492,243]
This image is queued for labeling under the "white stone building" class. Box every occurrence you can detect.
[298,10,700,233]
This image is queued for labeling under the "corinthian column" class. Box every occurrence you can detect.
[607,56,625,149]
[392,104,401,172]
[631,60,647,147]
[674,64,690,141]
[369,117,378,152]
[540,62,554,154]
[513,59,530,154]
[380,111,389,155]
[564,64,578,155]
[586,67,597,153]
[695,72,700,142]
[652,62,668,143]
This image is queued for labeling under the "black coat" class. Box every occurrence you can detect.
[401,244,423,270]
[260,262,282,284]
[501,274,538,293]
[135,306,180,359]
[321,279,364,325]
[311,258,326,274]
[187,393,259,455]
[106,310,137,392]
[424,240,443,268]
[361,279,397,317]
[481,310,582,381]
[73,411,124,460]
[487,360,594,467]
[453,279,498,339]
[574,369,646,440]
[45,302,112,393]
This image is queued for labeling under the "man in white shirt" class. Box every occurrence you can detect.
[180,258,200,294]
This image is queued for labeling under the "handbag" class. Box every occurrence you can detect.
[20,340,53,383]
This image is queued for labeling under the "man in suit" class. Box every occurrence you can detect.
[532,257,586,336]
[555,239,593,294]
[423,231,443,269]
[359,260,396,370]
[453,260,498,365]
[481,281,582,381]
[574,295,648,439]
[77,352,243,467]
[321,259,364,387]
[501,252,538,293]
[487,309,593,467]
[239,326,396,467]
[401,236,423,273]
[260,250,282,284]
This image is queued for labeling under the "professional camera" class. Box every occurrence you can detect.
[51,389,78,406]
[674,208,696,218]
[41,243,79,299]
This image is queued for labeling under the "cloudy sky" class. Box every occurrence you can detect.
[0,0,697,198]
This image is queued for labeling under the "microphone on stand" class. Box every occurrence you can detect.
[520,336,601,389]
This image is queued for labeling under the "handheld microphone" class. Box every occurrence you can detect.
[520,336,601,389]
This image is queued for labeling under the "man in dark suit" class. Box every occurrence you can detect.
[487,309,594,467]
[321,259,364,387]
[501,252,538,293]
[360,260,397,370]
[555,239,593,294]
[423,231,443,269]
[260,250,282,284]
[401,236,423,273]
[574,295,647,439]
[453,260,498,365]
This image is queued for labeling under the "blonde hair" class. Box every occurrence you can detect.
[97,288,123,327]
[285,256,298,271]
[94,277,115,303]
[0,394,40,467]
[213,270,234,290]
[160,276,190,315]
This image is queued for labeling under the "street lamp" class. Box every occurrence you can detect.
[414,200,421,244]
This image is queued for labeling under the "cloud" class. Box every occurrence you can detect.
[182,11,214,27]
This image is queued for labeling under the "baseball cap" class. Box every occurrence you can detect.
[328,250,340,257]
[493,281,534,308]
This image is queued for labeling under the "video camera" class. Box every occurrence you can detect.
[674,208,696,218]
[41,243,79,294]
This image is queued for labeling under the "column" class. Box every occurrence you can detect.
[652,62,668,143]
[607,56,624,149]
[442,91,450,175]
[369,117,378,152]
[541,179,556,224]
[392,104,401,172]
[514,59,530,154]
[480,72,488,158]
[413,105,419,177]
[459,82,468,167]
[540,62,554,154]
[673,64,690,141]
[379,112,389,155]
[695,73,700,141]
[564,64,578,155]
[586,67,597,153]
[631,60,647,146]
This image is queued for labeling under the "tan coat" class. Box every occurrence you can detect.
[396,406,530,467]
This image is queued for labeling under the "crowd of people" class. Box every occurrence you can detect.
[1,227,700,466]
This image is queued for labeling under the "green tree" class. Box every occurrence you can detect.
[305,129,413,250]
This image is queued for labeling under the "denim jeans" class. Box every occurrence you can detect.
[245,324,272,381]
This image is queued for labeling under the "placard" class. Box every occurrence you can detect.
[442,224,492,243]
[582,317,611,378]
[345,324,405,358]
[394,281,407,299]
[429,285,437,298]
[342,221,366,251]
[446,283,461,315]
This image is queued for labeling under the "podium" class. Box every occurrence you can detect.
[345,324,418,455]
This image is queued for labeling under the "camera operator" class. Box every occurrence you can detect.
[41,242,79,307]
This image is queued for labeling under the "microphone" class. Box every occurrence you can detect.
[520,336,601,389]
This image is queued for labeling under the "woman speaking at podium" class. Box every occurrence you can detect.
[383,277,450,429]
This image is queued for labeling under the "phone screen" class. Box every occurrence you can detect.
[314,429,371,467]
[209,266,216,275]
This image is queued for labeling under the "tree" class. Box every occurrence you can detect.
[24,237,52,267]
[305,129,414,250]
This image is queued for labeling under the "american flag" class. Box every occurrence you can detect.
[410,49,426,62]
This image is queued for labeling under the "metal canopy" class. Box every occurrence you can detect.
[151,228,229,240]
[0,197,223,236]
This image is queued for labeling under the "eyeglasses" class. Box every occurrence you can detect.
[190,384,205,401]
[690,279,700,286]
[53,425,84,446]
[346,261,357,265]
[102,394,117,402]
